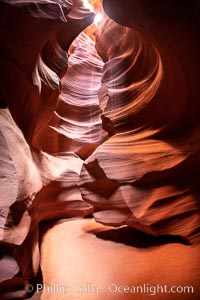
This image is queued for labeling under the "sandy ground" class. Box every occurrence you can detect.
[36,218,200,300]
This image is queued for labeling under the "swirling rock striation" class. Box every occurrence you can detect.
[51,31,107,158]
[0,0,200,289]
[79,4,200,242]
[0,0,97,280]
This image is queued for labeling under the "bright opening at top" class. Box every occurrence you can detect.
[82,0,103,25]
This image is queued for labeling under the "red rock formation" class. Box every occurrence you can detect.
[0,0,97,281]
[52,31,107,157]
[0,0,200,293]
[79,1,200,241]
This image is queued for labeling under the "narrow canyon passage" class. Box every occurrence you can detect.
[0,0,200,299]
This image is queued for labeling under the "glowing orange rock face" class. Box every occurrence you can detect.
[0,0,200,283]
[79,3,200,240]
[0,0,99,279]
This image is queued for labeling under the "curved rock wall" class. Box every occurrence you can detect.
[79,1,200,240]
[0,0,200,282]
[0,0,97,278]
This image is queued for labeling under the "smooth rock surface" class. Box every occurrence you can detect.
[0,0,200,294]
[40,218,200,300]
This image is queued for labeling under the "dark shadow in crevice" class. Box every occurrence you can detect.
[94,226,191,248]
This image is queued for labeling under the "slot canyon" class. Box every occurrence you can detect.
[0,0,200,299]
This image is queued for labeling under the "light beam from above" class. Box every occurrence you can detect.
[82,0,103,26]
[94,13,103,25]
[82,0,94,11]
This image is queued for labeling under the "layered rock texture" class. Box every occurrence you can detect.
[0,0,200,294]
[80,8,200,240]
